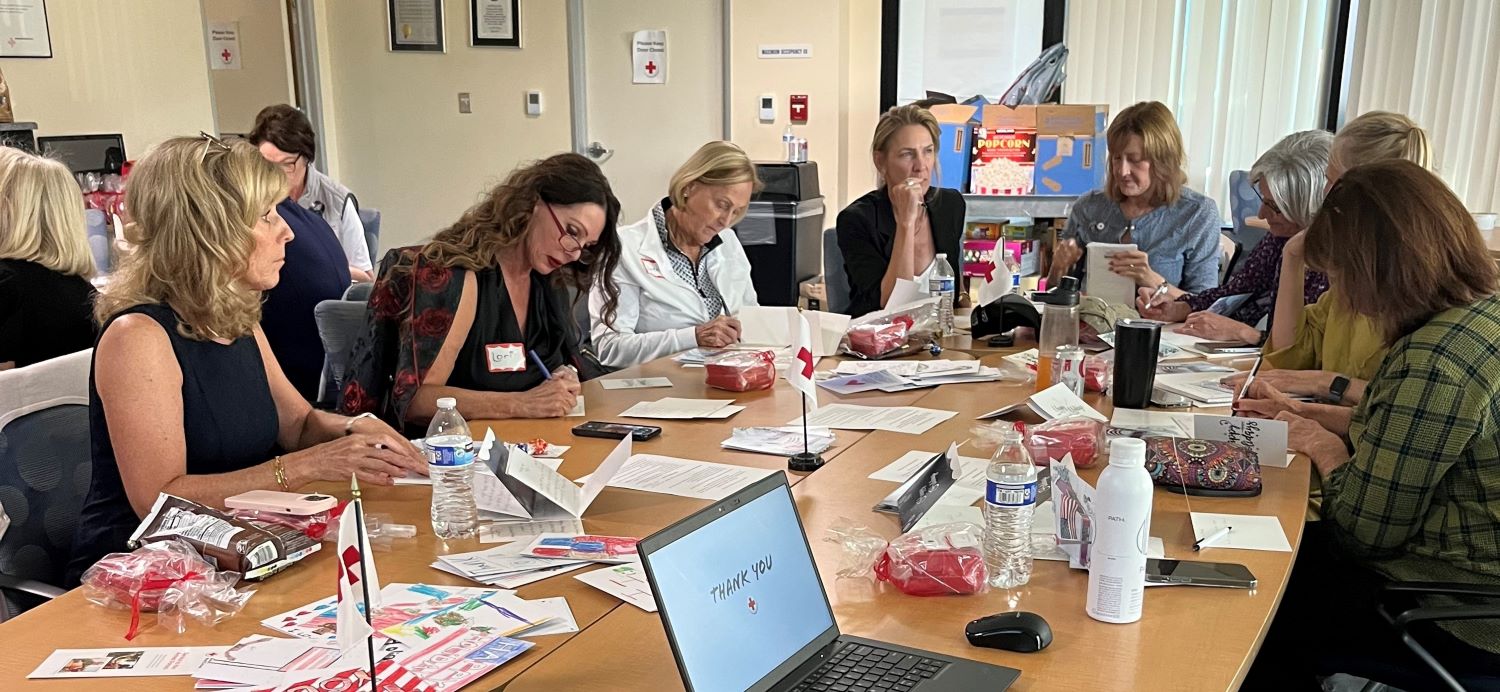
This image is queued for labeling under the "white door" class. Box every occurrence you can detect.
[573,0,725,224]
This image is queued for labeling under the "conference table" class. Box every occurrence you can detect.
[0,343,1310,691]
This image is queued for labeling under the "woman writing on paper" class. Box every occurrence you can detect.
[1228,112,1430,436]
[340,154,623,430]
[837,104,967,317]
[1244,161,1500,688]
[590,141,761,369]
[1048,101,1221,297]
[67,136,425,584]
[1136,130,1333,344]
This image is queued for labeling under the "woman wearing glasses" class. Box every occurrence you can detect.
[589,141,761,369]
[68,136,425,584]
[249,104,373,282]
[340,154,623,429]
[1135,130,1334,344]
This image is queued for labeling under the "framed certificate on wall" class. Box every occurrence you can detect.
[387,0,445,53]
[0,0,52,58]
[470,0,520,48]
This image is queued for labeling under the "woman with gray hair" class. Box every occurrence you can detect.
[1136,129,1334,344]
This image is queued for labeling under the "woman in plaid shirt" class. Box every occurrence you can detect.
[1245,161,1500,689]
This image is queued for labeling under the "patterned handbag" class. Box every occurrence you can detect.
[1141,437,1263,497]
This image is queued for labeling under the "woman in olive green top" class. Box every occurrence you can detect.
[1245,160,1500,688]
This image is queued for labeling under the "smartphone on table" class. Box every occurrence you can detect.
[571,421,662,441]
[1196,341,1263,355]
[1146,558,1257,588]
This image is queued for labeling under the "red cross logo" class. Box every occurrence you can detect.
[341,546,363,586]
[795,347,814,379]
[221,48,232,63]
[644,61,658,76]
[983,262,995,283]
[747,597,758,614]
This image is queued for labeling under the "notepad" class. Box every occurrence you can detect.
[1190,512,1292,552]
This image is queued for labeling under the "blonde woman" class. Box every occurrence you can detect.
[1049,101,1222,295]
[67,135,424,585]
[0,146,97,368]
[1229,112,1431,434]
[838,104,966,317]
[590,141,762,368]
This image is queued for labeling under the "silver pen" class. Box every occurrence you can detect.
[1146,282,1171,308]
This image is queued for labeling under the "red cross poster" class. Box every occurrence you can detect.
[208,21,240,71]
[632,29,666,84]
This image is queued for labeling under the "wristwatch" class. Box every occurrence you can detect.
[1326,375,1350,404]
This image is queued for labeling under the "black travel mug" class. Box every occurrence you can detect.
[1112,319,1162,409]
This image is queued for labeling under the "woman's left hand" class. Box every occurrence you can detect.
[1106,248,1164,287]
[1178,311,1261,344]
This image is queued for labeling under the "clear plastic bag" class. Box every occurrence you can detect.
[704,349,777,391]
[826,519,988,596]
[227,507,332,540]
[1026,417,1106,469]
[81,539,254,639]
[839,298,940,360]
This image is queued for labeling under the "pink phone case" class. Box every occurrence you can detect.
[224,490,337,516]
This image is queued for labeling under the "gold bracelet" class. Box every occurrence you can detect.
[272,455,289,491]
[344,412,376,436]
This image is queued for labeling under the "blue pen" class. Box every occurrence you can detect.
[528,349,553,380]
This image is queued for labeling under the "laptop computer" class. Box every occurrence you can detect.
[638,473,1021,692]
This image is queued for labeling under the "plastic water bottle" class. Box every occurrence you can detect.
[783,126,797,163]
[1087,438,1155,623]
[929,253,957,336]
[425,397,477,539]
[983,427,1038,588]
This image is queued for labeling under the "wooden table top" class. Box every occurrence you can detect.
[505,357,1312,692]
[0,351,963,690]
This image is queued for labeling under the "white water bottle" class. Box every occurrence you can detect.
[929,253,956,336]
[783,125,797,162]
[1086,438,1154,623]
[425,397,478,539]
[983,427,1038,588]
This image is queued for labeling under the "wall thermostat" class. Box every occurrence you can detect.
[526,90,543,117]
[759,94,776,123]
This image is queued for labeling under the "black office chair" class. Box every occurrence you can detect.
[1368,582,1500,691]
[344,282,374,302]
[822,227,850,315]
[358,207,382,263]
[313,299,370,409]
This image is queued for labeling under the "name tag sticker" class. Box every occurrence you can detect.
[485,343,526,373]
[641,257,665,279]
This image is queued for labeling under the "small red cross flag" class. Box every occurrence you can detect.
[785,312,818,411]
[336,488,383,656]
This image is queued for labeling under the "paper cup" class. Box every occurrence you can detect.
[1474,213,1498,233]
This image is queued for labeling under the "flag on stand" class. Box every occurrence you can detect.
[786,313,819,411]
[336,496,383,657]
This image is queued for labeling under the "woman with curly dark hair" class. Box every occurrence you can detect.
[340,153,623,430]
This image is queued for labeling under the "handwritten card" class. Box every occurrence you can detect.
[599,377,673,390]
[1192,415,1291,468]
[1028,383,1109,423]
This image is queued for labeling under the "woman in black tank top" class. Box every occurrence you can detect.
[67,136,425,584]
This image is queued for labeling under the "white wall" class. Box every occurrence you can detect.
[202,0,296,135]
[319,0,573,251]
[1,0,215,156]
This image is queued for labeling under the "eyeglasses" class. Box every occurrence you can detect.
[198,131,231,163]
[1251,180,1284,219]
[544,203,586,258]
[276,154,302,174]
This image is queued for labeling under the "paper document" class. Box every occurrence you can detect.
[1192,414,1291,468]
[499,436,633,520]
[977,383,1107,423]
[889,277,930,309]
[794,403,957,435]
[1110,408,1192,437]
[1098,330,1189,360]
[869,449,988,496]
[1085,242,1139,306]
[833,359,978,377]
[737,305,797,347]
[818,370,912,394]
[191,635,345,687]
[1190,512,1292,552]
[29,647,228,679]
[619,397,737,419]
[479,518,586,544]
[721,426,836,457]
[912,503,983,532]
[599,377,673,390]
[804,310,852,357]
[575,563,658,612]
[1154,372,1237,405]
[592,454,778,501]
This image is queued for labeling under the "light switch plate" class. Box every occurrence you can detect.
[759,93,775,123]
[458,92,472,114]
[526,90,543,116]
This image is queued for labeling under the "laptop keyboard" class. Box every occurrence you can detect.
[791,642,948,692]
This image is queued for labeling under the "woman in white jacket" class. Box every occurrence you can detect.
[590,141,761,368]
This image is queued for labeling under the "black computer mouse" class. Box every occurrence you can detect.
[965,611,1053,653]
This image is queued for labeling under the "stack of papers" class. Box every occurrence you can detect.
[619,397,745,420]
[1160,327,1257,360]
[722,426,836,456]
[791,403,957,435]
[832,359,978,378]
[1097,330,1192,361]
[1154,371,1237,405]
[977,383,1109,423]
[599,377,673,390]
[819,363,1008,394]
[575,563,658,612]
[574,454,778,501]
[432,541,592,588]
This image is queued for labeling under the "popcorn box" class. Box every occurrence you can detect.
[970,105,1037,195]
[1034,104,1108,196]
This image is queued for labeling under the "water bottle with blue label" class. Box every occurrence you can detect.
[425,397,477,539]
[929,253,957,336]
[983,427,1038,588]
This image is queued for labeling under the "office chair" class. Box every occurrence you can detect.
[822,227,850,315]
[0,350,93,620]
[313,299,370,409]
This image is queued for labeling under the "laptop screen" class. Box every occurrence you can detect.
[645,481,836,692]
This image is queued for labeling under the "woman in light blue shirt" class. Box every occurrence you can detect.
[1047,101,1222,296]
